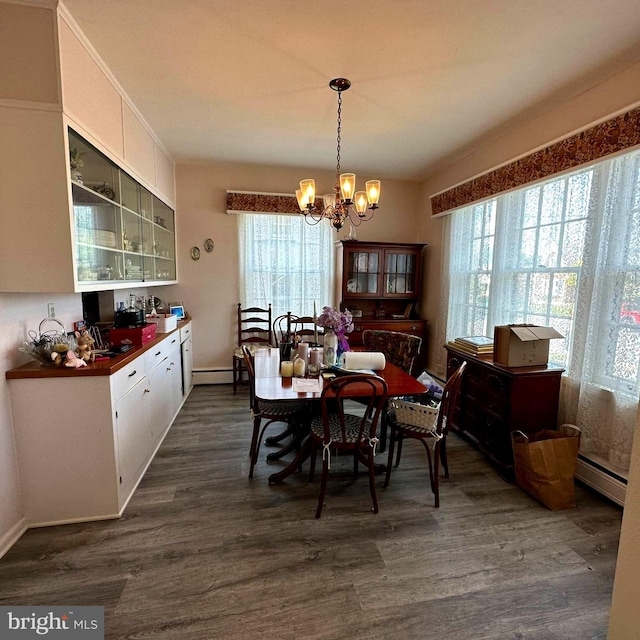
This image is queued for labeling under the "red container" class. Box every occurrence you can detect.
[110,323,157,347]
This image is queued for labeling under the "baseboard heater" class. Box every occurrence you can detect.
[575,454,626,507]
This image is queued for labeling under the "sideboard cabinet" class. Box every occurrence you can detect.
[336,241,428,374]
[7,325,191,526]
[445,344,564,479]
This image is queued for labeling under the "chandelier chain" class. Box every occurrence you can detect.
[335,90,342,181]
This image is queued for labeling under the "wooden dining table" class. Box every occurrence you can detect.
[252,348,427,484]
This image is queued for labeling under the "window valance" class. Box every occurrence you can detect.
[226,190,321,215]
[430,106,640,216]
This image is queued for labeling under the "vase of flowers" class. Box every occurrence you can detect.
[316,306,354,366]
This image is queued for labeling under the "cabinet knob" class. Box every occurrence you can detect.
[144,387,150,393]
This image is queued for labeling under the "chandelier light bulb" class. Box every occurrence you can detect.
[354,191,368,214]
[339,173,355,203]
[366,180,380,207]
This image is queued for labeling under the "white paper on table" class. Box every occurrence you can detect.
[292,378,323,393]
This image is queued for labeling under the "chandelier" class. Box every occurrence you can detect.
[296,78,380,231]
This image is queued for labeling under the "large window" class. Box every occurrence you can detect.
[238,213,335,320]
[444,147,640,476]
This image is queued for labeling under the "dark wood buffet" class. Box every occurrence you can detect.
[445,344,564,479]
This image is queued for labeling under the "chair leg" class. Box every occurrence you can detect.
[433,440,441,508]
[248,415,262,479]
[367,447,379,514]
[308,440,317,483]
[384,426,397,488]
[233,358,238,395]
[395,433,404,467]
[315,454,330,518]
[440,435,449,478]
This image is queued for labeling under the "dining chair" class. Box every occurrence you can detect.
[273,313,295,346]
[361,329,423,452]
[288,313,322,347]
[308,374,388,518]
[384,361,467,507]
[361,329,422,376]
[241,345,308,478]
[233,303,273,394]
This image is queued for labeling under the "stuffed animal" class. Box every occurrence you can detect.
[64,350,87,368]
[75,329,95,363]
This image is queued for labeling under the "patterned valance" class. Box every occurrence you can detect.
[226,191,322,214]
[431,106,640,216]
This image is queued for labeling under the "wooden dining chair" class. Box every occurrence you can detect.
[361,329,423,452]
[308,374,388,518]
[241,345,307,478]
[362,329,422,376]
[384,361,467,507]
[288,313,321,346]
[233,303,272,394]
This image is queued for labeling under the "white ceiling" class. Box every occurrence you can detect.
[61,0,640,182]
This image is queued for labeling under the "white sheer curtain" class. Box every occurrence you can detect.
[442,148,640,479]
[238,212,335,321]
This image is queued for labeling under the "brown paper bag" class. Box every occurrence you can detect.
[511,424,581,511]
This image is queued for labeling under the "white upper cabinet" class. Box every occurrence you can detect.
[0,3,177,293]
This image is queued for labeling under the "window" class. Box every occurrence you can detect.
[238,213,335,320]
[444,148,640,477]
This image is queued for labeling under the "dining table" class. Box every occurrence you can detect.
[252,348,427,484]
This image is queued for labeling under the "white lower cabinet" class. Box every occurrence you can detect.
[115,374,152,501]
[180,321,193,397]
[8,331,185,527]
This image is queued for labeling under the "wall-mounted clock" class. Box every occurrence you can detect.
[190,246,200,261]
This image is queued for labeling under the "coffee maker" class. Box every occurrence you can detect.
[114,295,146,328]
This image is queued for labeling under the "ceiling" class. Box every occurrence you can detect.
[61,0,640,182]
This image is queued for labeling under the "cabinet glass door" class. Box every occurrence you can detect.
[73,184,123,283]
[149,196,176,281]
[384,250,416,296]
[69,127,177,288]
[346,249,381,296]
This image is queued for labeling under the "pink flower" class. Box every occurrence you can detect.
[316,306,354,340]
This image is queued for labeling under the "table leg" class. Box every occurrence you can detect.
[268,437,312,484]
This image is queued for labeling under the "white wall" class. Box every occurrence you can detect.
[0,292,82,554]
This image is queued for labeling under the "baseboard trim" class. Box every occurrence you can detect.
[193,369,234,385]
[575,456,626,506]
[0,517,27,560]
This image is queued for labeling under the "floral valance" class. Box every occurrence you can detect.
[430,106,640,216]
[226,191,322,214]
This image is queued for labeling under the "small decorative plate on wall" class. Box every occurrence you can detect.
[190,246,200,260]
[204,238,214,252]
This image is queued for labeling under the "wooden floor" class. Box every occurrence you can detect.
[0,384,623,640]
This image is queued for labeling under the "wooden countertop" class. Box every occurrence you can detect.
[6,320,191,380]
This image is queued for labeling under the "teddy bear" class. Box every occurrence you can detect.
[75,329,95,363]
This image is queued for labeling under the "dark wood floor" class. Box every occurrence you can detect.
[0,385,623,639]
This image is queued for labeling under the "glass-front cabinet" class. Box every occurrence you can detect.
[69,129,176,288]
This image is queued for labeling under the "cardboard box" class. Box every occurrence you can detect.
[110,323,157,347]
[493,324,563,367]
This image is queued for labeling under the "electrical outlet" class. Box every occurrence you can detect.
[47,303,55,318]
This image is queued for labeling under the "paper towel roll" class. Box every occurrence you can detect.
[342,351,386,371]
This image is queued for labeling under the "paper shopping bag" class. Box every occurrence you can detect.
[511,424,581,511]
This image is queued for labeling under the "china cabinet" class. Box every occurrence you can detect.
[336,241,428,370]
[445,344,564,479]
